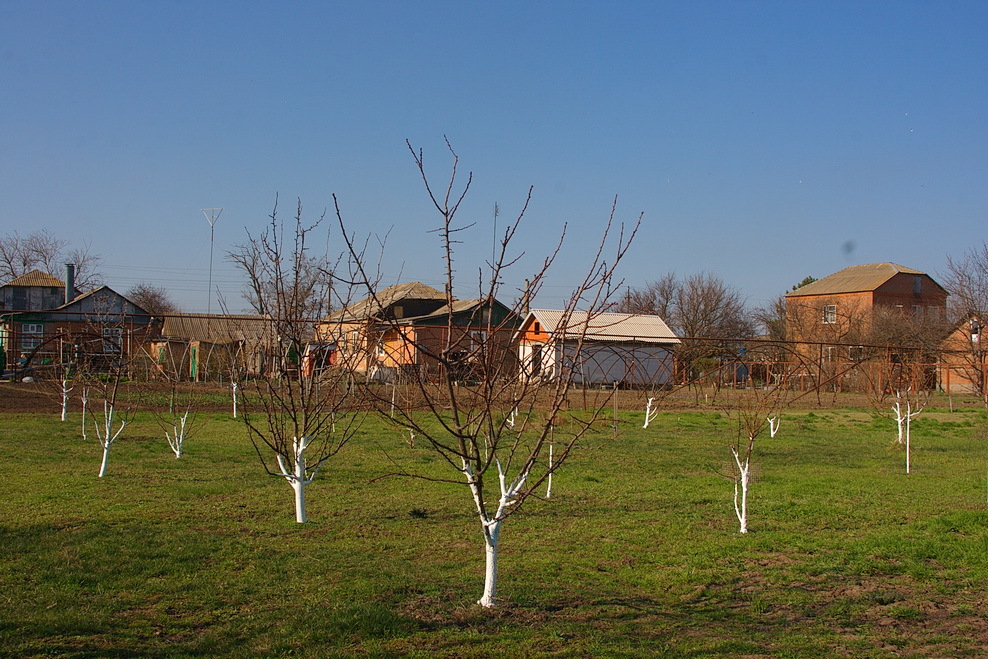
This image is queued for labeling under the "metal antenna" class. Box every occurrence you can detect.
[492,201,499,282]
[201,208,224,314]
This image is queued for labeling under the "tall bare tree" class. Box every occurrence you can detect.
[338,139,640,607]
[620,271,755,383]
[942,242,988,320]
[126,283,178,315]
[227,196,331,320]
[0,229,102,289]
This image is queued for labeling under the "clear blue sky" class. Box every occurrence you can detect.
[2,1,985,314]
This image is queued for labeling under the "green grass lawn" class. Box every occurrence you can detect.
[2,403,988,657]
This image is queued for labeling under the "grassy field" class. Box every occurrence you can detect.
[2,399,988,657]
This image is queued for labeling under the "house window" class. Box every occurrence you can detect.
[530,344,542,377]
[913,275,922,294]
[822,305,837,324]
[470,330,487,352]
[534,321,541,335]
[20,323,44,350]
[912,305,923,318]
[848,345,864,361]
[103,327,123,354]
[822,346,835,362]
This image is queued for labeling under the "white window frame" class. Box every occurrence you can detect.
[102,327,123,354]
[822,304,837,324]
[20,323,44,350]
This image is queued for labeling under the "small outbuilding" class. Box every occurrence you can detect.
[515,309,680,387]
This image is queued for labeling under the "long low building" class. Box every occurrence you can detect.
[515,309,680,387]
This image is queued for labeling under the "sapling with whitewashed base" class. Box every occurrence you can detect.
[866,355,933,475]
[723,373,791,534]
[61,380,72,422]
[339,139,638,607]
[230,198,362,523]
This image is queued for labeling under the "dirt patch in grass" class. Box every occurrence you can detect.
[0,382,52,413]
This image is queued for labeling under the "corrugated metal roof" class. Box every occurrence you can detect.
[161,313,276,343]
[527,309,680,344]
[786,263,927,297]
[4,269,65,288]
[327,281,446,321]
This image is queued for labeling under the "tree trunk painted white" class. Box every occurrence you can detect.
[768,416,780,437]
[463,458,529,608]
[731,443,751,534]
[479,517,502,608]
[275,435,321,523]
[61,380,72,422]
[94,402,127,478]
[231,381,239,418]
[892,399,905,444]
[546,443,553,499]
[80,388,89,441]
[643,397,658,429]
[165,411,189,458]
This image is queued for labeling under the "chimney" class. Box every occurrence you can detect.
[65,263,76,304]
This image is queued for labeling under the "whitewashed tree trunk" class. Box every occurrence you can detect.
[165,411,189,458]
[768,416,780,437]
[61,380,72,422]
[891,391,925,473]
[464,459,528,608]
[231,381,239,418]
[545,442,553,499]
[94,402,127,478]
[275,435,322,523]
[642,397,658,429]
[731,443,751,534]
[892,399,906,444]
[80,388,89,440]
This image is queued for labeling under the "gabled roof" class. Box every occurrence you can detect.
[785,263,943,297]
[3,269,64,288]
[397,298,513,324]
[51,285,146,313]
[160,313,275,343]
[328,282,446,322]
[522,309,680,344]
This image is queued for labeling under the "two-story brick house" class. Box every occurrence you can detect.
[785,262,949,366]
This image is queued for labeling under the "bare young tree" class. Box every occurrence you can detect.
[230,198,361,523]
[338,139,640,608]
[73,321,136,478]
[227,196,331,320]
[143,343,201,458]
[722,371,792,534]
[866,354,933,475]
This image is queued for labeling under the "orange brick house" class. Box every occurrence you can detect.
[785,263,948,365]
[938,315,986,398]
[315,282,449,377]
